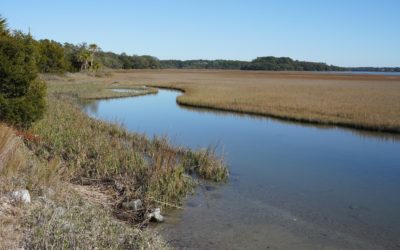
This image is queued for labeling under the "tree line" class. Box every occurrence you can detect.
[32,44,399,72]
[33,42,161,72]
[240,57,344,71]
[160,59,247,69]
[156,58,399,72]
[160,57,344,71]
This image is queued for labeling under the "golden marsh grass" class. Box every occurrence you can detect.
[103,69,400,132]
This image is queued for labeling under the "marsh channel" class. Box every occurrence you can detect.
[85,89,400,249]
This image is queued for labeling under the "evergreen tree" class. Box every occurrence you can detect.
[0,16,46,128]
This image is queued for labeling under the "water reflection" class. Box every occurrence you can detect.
[179,100,400,142]
[82,100,99,114]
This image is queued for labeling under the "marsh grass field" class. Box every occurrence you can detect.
[105,69,400,132]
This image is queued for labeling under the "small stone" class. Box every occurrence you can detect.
[147,208,164,222]
[10,189,31,204]
[122,199,142,211]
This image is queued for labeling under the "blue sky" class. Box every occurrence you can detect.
[1,0,399,67]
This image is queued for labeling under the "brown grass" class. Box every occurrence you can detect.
[0,124,24,249]
[24,186,168,250]
[0,123,62,249]
[0,124,31,193]
[0,123,169,249]
[0,124,24,172]
[93,69,400,133]
[40,73,158,100]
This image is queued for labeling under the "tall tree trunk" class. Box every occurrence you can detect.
[90,55,94,71]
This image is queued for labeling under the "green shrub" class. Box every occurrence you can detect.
[0,21,46,128]
[0,79,46,128]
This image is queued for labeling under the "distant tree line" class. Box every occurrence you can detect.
[160,59,247,69]
[160,57,345,71]
[159,58,399,72]
[24,37,397,73]
[240,57,344,71]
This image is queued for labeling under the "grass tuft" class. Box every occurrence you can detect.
[183,148,229,182]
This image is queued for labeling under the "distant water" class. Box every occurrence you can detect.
[319,71,400,76]
[85,90,400,249]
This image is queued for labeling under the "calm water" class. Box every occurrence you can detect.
[319,71,400,76]
[85,90,400,249]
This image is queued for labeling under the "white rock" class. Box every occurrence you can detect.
[10,189,31,204]
[147,208,164,222]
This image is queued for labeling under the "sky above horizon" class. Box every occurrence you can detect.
[1,0,399,67]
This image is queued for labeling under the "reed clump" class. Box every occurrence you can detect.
[183,148,229,182]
